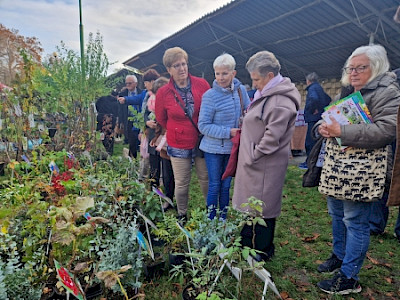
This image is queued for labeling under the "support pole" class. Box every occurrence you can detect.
[79,0,85,82]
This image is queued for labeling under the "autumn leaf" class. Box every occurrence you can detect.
[280,240,289,246]
[366,253,392,269]
[280,291,290,299]
[302,233,320,242]
[384,277,392,284]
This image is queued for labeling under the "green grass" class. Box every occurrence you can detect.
[138,163,400,300]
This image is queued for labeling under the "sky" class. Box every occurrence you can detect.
[0,0,232,73]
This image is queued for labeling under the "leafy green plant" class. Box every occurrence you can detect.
[96,223,143,295]
[0,233,43,299]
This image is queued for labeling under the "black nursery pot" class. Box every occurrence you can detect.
[41,284,55,300]
[0,162,5,176]
[144,259,166,280]
[48,128,57,138]
[85,283,103,299]
[168,253,186,267]
[182,284,199,300]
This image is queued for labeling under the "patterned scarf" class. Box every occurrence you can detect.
[174,78,194,117]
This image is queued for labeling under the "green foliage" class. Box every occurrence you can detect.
[196,291,234,300]
[97,224,143,294]
[0,235,42,299]
[35,32,109,111]
[128,105,145,131]
[154,214,186,251]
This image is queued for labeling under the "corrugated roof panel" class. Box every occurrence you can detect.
[123,0,400,84]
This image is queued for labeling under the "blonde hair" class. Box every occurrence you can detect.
[163,47,188,69]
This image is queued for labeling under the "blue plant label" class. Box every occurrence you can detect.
[21,155,31,165]
[136,231,147,250]
[176,222,192,239]
[49,161,59,174]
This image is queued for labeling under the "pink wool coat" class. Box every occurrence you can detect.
[232,78,301,219]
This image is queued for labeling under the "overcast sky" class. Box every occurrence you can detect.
[0,0,232,73]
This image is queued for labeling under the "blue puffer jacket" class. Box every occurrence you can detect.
[198,78,250,154]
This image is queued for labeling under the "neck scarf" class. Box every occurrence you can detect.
[174,78,194,117]
[253,73,284,101]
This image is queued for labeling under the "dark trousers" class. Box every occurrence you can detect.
[102,138,114,155]
[149,153,161,187]
[240,218,276,259]
[127,123,139,158]
[305,121,318,158]
[161,158,175,200]
[395,207,400,238]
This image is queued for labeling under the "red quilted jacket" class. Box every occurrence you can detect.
[155,75,210,149]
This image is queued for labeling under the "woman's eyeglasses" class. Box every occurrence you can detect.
[171,62,187,70]
[343,65,369,74]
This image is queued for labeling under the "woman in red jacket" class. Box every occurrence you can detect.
[155,47,210,221]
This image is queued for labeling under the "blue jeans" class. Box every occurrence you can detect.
[369,192,389,234]
[204,152,232,219]
[327,197,372,280]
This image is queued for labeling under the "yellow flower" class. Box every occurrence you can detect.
[1,226,7,234]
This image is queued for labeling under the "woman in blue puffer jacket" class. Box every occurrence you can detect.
[198,53,250,220]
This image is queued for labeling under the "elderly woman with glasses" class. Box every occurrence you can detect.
[232,50,301,261]
[198,53,250,220]
[155,47,210,222]
[316,44,400,295]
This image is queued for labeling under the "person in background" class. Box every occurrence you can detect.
[155,47,210,222]
[198,53,250,220]
[232,50,300,261]
[245,84,256,101]
[299,72,331,170]
[118,75,146,158]
[149,76,175,209]
[140,69,160,182]
[316,44,400,295]
[95,90,119,155]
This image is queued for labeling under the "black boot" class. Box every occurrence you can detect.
[178,214,187,226]
[240,218,276,261]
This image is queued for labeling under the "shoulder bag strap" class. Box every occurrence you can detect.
[237,87,246,128]
[173,93,201,134]
[238,87,244,116]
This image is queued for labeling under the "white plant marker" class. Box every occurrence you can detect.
[176,221,195,271]
[246,255,281,299]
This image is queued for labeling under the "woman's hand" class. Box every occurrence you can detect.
[318,116,341,138]
[146,120,157,129]
[117,97,126,104]
[230,128,240,137]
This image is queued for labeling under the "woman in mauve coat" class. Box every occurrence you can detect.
[232,50,300,261]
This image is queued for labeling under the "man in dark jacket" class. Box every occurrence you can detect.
[117,75,146,158]
[299,72,331,169]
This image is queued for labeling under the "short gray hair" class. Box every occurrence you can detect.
[246,51,281,77]
[306,72,319,83]
[213,53,236,71]
[126,74,138,83]
[341,44,390,86]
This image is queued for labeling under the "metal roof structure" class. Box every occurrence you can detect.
[123,0,400,85]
